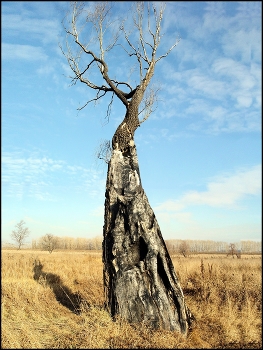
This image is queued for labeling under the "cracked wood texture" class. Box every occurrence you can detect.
[102,143,192,334]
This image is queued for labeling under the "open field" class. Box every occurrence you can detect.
[1,249,262,349]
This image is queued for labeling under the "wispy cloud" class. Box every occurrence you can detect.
[212,58,259,105]
[2,152,105,201]
[221,27,261,63]
[2,2,62,70]
[155,164,262,212]
[1,9,61,45]
[2,43,48,61]
[152,1,261,137]
[156,57,261,135]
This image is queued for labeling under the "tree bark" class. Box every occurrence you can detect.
[102,142,192,334]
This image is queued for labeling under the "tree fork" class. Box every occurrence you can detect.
[102,143,193,333]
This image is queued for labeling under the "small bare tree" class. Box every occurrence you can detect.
[11,220,30,250]
[40,234,58,254]
[178,241,190,258]
[228,243,241,258]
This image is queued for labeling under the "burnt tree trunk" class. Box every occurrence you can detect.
[102,123,192,333]
[62,0,192,333]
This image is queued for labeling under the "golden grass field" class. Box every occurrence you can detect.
[1,249,262,349]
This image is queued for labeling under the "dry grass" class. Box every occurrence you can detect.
[1,249,261,349]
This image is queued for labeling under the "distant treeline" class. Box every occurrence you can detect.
[2,235,260,254]
[165,239,261,254]
[27,236,262,254]
[31,235,102,251]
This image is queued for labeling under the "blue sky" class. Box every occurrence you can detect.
[1,1,261,245]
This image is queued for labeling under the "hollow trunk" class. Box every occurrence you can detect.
[102,138,193,333]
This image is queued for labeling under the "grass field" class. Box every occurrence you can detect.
[1,249,261,349]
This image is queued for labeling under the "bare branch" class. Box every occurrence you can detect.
[77,89,107,111]
[60,1,130,112]
[105,92,115,123]
[60,1,179,124]
[139,84,160,125]
[156,36,181,63]
[119,24,146,80]
[134,2,150,64]
[96,139,112,163]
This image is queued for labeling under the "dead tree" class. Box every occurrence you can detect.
[61,1,193,334]
[40,234,58,254]
[178,241,190,258]
[11,220,30,249]
[227,243,241,258]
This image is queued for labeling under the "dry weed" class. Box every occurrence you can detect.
[1,250,261,349]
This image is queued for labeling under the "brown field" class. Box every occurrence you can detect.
[1,249,262,349]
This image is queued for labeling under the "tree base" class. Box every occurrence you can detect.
[102,145,192,334]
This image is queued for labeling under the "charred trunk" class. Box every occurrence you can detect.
[102,129,193,333]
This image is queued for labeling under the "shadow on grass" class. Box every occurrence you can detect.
[33,259,86,314]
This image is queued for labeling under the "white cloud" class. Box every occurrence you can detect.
[188,72,226,99]
[236,2,262,18]
[158,49,261,134]
[2,12,60,45]
[154,165,261,241]
[154,2,261,137]
[155,164,262,212]
[2,152,105,201]
[222,27,261,64]
[194,107,260,134]
[2,43,48,61]
[212,58,258,96]
[203,2,227,33]
[236,94,253,108]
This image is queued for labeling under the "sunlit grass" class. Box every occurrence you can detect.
[1,250,261,348]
